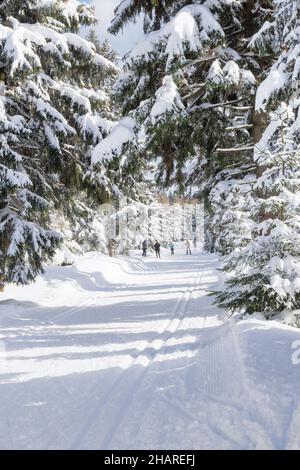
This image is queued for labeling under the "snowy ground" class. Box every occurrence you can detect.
[0,246,300,449]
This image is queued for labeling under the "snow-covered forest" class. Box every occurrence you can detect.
[1,0,299,319]
[0,0,300,451]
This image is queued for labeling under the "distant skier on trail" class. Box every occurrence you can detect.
[154,241,161,259]
[142,239,148,257]
[186,239,192,255]
[170,241,175,255]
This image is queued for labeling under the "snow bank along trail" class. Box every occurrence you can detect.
[0,248,300,449]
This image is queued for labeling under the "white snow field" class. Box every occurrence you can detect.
[1,246,300,450]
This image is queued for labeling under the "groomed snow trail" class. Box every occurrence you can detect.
[1,247,300,449]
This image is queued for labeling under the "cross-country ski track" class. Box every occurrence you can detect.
[1,247,300,449]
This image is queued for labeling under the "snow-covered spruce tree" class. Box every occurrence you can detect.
[209,177,254,255]
[250,0,299,113]
[87,29,119,65]
[214,0,300,315]
[109,0,177,36]
[0,97,61,287]
[0,0,118,286]
[89,125,157,255]
[214,105,300,315]
[110,0,272,250]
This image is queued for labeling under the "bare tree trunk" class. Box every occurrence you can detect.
[243,0,268,178]
[251,105,268,179]
[0,234,9,292]
[107,239,115,257]
[252,109,267,145]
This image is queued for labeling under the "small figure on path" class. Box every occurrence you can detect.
[142,239,148,257]
[186,239,192,255]
[170,241,175,255]
[154,241,161,259]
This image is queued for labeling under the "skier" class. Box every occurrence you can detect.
[186,239,192,255]
[142,239,148,257]
[154,240,161,259]
[170,241,175,255]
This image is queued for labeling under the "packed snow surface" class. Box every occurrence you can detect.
[0,246,300,449]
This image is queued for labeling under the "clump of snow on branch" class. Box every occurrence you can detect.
[150,76,184,122]
[91,117,136,164]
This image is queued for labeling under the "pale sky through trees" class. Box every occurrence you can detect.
[89,0,143,55]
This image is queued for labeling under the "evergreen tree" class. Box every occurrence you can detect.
[110,0,272,250]
[210,179,254,255]
[215,0,300,316]
[0,0,118,286]
[87,29,119,64]
[110,0,176,35]
[0,97,60,287]
[214,104,300,314]
[250,0,299,113]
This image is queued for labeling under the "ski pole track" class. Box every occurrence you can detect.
[70,263,205,449]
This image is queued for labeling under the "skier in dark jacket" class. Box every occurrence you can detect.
[142,239,148,257]
[154,241,161,259]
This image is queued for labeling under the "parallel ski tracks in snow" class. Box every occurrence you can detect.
[2,251,298,449]
[70,263,206,449]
